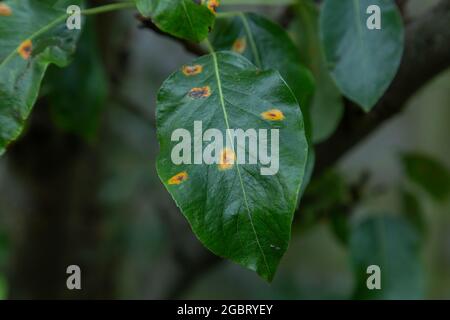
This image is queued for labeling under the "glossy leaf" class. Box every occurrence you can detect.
[401,152,450,202]
[135,0,217,43]
[351,215,424,299]
[156,51,308,281]
[293,0,343,143]
[0,0,82,155]
[210,12,315,139]
[47,18,108,140]
[320,0,404,111]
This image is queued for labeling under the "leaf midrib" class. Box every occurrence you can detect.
[209,50,271,276]
[181,0,196,40]
[239,13,262,69]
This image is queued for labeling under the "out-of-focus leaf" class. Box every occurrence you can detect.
[156,51,308,281]
[47,18,107,140]
[401,189,426,237]
[292,0,343,143]
[319,0,404,111]
[298,170,350,232]
[135,0,217,42]
[210,12,315,140]
[329,208,350,246]
[0,0,82,155]
[401,152,450,202]
[298,148,315,198]
[350,215,424,299]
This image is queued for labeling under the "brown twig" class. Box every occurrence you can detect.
[135,14,207,56]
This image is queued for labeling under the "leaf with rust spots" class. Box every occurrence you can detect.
[136,0,216,42]
[156,52,308,281]
[210,12,315,141]
[0,0,83,155]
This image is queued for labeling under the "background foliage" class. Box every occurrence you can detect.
[0,0,449,299]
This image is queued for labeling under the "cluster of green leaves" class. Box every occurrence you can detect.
[153,0,404,281]
[0,0,407,282]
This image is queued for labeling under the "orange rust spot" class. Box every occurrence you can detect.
[182,64,203,76]
[17,39,32,60]
[188,86,211,99]
[205,0,220,14]
[0,3,12,16]
[168,171,188,185]
[232,37,246,54]
[218,148,236,171]
[261,109,285,121]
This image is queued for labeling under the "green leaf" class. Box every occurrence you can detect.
[210,12,315,139]
[401,152,450,202]
[46,18,108,140]
[298,148,315,198]
[350,215,424,299]
[320,0,404,111]
[401,189,426,237]
[0,0,82,155]
[135,0,217,43]
[292,0,343,143]
[156,51,308,281]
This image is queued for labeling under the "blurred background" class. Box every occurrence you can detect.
[0,0,449,299]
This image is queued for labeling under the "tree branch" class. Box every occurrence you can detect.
[136,14,207,56]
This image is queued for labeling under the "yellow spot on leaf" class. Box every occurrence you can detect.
[261,109,285,121]
[168,171,188,185]
[18,39,32,60]
[232,37,246,54]
[0,3,12,16]
[182,64,203,76]
[218,148,236,171]
[205,0,220,14]
[188,86,211,99]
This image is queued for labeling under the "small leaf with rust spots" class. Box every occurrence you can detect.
[0,0,83,155]
[188,86,211,98]
[17,39,32,60]
[182,64,203,76]
[218,148,236,171]
[0,3,12,16]
[232,37,246,54]
[136,0,216,42]
[261,109,285,121]
[168,171,189,185]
